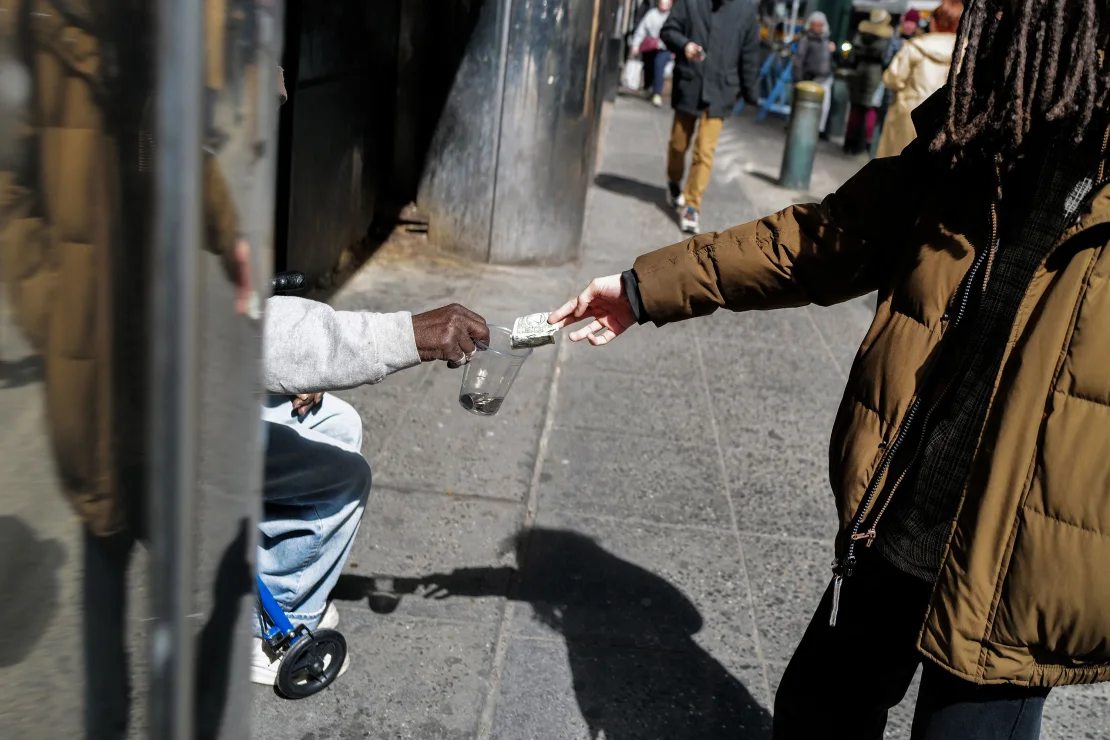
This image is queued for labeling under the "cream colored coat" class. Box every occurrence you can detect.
[876,32,957,158]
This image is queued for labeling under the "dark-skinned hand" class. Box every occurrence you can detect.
[411,304,490,368]
[291,392,323,418]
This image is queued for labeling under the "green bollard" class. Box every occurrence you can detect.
[780,81,825,191]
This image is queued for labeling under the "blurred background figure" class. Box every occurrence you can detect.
[897,8,922,46]
[629,0,674,107]
[877,1,964,158]
[843,9,895,155]
[792,11,834,137]
[873,9,923,153]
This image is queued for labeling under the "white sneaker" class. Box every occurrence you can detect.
[250,602,346,686]
[250,638,351,686]
[318,601,340,630]
[680,206,700,234]
[651,94,663,107]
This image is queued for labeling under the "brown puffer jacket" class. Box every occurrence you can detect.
[1,1,122,535]
[633,95,1110,688]
[1,0,241,537]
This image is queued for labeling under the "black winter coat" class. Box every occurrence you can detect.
[661,0,761,119]
[847,26,893,107]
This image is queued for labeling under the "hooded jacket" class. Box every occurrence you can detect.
[876,32,958,158]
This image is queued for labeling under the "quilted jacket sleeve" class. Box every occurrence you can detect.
[633,103,943,323]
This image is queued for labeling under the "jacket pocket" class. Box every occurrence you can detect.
[1030,391,1110,530]
[992,503,1110,669]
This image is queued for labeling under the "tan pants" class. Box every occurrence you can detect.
[667,110,724,211]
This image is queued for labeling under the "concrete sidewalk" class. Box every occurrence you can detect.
[252,98,1108,739]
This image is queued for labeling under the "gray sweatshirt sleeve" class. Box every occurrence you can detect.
[263,296,421,394]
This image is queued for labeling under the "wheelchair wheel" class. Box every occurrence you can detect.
[276,628,347,699]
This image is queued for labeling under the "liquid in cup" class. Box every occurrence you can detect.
[458,325,532,416]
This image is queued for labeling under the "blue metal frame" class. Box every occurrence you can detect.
[734,47,795,119]
[256,575,299,643]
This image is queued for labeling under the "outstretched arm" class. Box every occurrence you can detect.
[550,104,946,344]
[263,298,489,393]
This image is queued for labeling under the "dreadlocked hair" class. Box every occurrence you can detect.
[931,0,1110,160]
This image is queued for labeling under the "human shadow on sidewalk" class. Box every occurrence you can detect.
[0,356,44,390]
[593,173,683,226]
[333,527,772,739]
[0,516,64,667]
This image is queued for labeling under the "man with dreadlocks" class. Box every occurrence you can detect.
[549,0,1110,736]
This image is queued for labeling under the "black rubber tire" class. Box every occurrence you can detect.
[275,628,347,699]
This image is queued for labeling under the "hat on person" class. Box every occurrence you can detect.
[870,9,891,24]
[903,9,921,25]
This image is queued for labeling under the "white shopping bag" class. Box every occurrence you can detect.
[621,59,644,90]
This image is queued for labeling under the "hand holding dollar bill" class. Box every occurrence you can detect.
[512,274,636,350]
[510,312,559,349]
[546,274,635,346]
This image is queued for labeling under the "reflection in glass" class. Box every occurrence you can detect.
[0,1,279,737]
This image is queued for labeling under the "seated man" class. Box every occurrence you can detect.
[245,69,491,684]
[251,296,489,684]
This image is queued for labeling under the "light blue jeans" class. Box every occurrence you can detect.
[256,393,370,635]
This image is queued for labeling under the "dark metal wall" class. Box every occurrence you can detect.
[278,0,490,286]
[0,1,281,737]
[276,0,400,283]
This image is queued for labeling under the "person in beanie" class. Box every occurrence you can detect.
[660,0,761,234]
[629,0,674,107]
[550,0,1110,736]
[792,11,835,135]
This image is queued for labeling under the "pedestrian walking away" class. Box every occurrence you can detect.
[629,0,675,107]
[876,1,963,158]
[549,0,1110,737]
[661,0,760,234]
[792,11,835,135]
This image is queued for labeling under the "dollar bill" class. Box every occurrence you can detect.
[510,312,558,349]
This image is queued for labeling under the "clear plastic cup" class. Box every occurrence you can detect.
[458,325,532,416]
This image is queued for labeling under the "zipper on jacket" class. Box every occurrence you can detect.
[1097,123,1110,183]
[857,221,997,546]
[829,213,993,627]
[981,165,1001,288]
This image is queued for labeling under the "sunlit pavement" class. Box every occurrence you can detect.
[251,96,1109,740]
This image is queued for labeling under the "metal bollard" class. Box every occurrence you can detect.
[780,81,825,191]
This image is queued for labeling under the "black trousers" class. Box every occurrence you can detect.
[84,529,134,740]
[773,552,1050,740]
